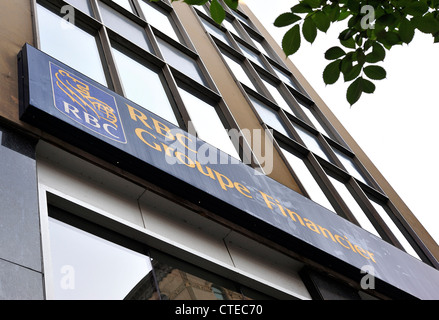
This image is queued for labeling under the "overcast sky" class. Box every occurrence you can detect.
[245,0,439,245]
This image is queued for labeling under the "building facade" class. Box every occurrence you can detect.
[1,0,439,300]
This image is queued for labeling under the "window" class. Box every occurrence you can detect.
[260,77,296,116]
[138,0,181,42]
[47,216,158,300]
[271,64,300,92]
[280,147,335,212]
[110,0,134,12]
[368,198,421,260]
[36,4,107,86]
[237,42,266,69]
[221,51,257,91]
[157,38,208,86]
[64,0,93,16]
[200,17,232,46]
[98,1,153,53]
[112,47,180,125]
[291,123,332,163]
[45,205,273,300]
[333,148,370,186]
[177,85,240,159]
[249,96,292,139]
[327,176,381,238]
[296,100,332,138]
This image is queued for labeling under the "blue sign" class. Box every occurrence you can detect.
[50,63,127,144]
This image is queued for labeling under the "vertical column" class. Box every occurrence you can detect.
[0,125,44,299]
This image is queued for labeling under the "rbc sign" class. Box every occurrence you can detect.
[50,63,127,144]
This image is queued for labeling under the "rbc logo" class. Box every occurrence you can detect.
[50,63,127,144]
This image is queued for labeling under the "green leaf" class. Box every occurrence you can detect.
[223,0,238,11]
[325,46,346,60]
[312,11,331,32]
[183,0,209,5]
[302,17,317,43]
[365,42,386,63]
[323,59,341,84]
[343,63,362,81]
[399,18,415,43]
[210,0,226,24]
[346,77,363,106]
[291,3,312,14]
[274,12,301,27]
[403,1,429,16]
[362,78,376,94]
[282,24,301,56]
[364,65,387,80]
[303,0,322,9]
[413,14,439,34]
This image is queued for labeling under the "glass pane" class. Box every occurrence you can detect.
[37,4,107,86]
[280,147,335,212]
[271,64,299,91]
[237,42,266,69]
[296,101,331,137]
[249,96,292,138]
[261,78,295,115]
[99,2,153,52]
[112,47,179,125]
[248,34,270,57]
[178,86,240,159]
[157,38,208,86]
[222,53,257,91]
[230,10,250,27]
[47,217,158,300]
[369,199,421,260]
[139,0,180,42]
[64,0,92,16]
[152,259,248,300]
[333,148,370,185]
[291,123,332,163]
[328,176,381,238]
[222,19,241,38]
[201,18,232,45]
[111,0,133,12]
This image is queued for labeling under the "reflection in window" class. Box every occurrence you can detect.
[47,217,158,300]
[37,4,107,86]
[139,0,180,42]
[112,47,179,125]
[152,259,249,300]
[157,38,208,86]
[291,123,332,163]
[177,85,240,159]
[369,199,421,260]
[249,96,292,139]
[333,148,370,185]
[281,147,335,212]
[222,52,257,91]
[99,2,153,52]
[327,176,381,238]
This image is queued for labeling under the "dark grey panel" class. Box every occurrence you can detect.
[0,141,41,272]
[0,259,44,300]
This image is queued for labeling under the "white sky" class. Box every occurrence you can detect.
[245,0,439,245]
